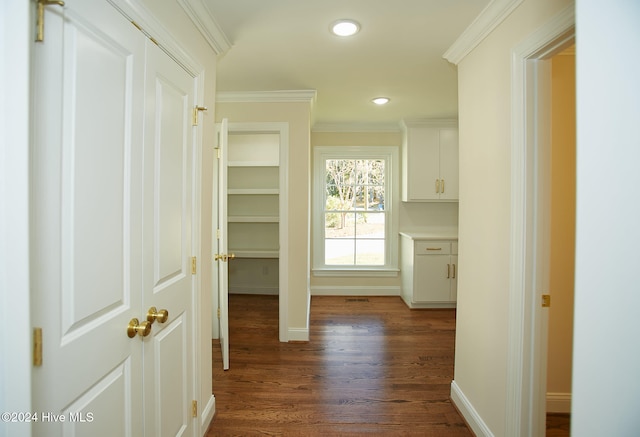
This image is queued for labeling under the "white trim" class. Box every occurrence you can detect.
[310,286,401,296]
[312,122,402,133]
[401,118,458,128]
[229,287,279,295]
[443,0,525,65]
[217,90,317,104]
[226,122,290,343]
[312,146,399,273]
[450,381,494,437]
[312,269,399,278]
[546,392,571,413]
[1,1,32,433]
[287,328,309,342]
[200,394,216,434]
[176,0,231,55]
[507,4,574,437]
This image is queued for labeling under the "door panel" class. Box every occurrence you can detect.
[31,1,145,436]
[217,119,230,370]
[142,40,195,437]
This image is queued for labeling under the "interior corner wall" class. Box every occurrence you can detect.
[215,101,311,333]
[546,52,575,407]
[452,0,573,434]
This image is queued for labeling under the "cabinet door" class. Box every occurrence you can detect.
[414,254,452,302]
[439,128,459,200]
[405,127,440,200]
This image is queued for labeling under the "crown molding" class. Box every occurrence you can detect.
[401,118,458,129]
[177,0,231,55]
[443,0,525,65]
[216,90,317,104]
[311,122,402,133]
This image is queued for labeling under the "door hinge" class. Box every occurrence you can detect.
[36,0,65,43]
[217,307,221,319]
[192,400,198,418]
[191,256,197,275]
[216,229,221,239]
[192,106,208,126]
[215,147,221,159]
[33,328,43,367]
[542,294,551,308]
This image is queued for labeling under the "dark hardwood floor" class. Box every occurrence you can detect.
[209,294,571,436]
[209,295,471,436]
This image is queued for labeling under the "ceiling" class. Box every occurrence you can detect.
[202,0,490,130]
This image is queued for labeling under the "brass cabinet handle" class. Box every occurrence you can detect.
[447,264,451,278]
[435,179,440,194]
[441,179,445,193]
[453,264,456,279]
[147,307,169,324]
[127,318,151,338]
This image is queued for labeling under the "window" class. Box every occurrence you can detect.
[313,146,398,275]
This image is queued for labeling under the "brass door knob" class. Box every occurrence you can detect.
[147,307,169,324]
[127,318,151,338]
[229,253,236,260]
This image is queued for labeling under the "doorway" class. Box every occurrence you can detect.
[505,5,575,436]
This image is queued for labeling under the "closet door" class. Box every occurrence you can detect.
[31,0,146,435]
[142,40,196,436]
[216,119,230,370]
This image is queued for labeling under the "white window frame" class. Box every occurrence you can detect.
[312,146,399,276]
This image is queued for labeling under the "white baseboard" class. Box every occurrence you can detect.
[450,380,494,437]
[200,394,216,437]
[310,285,401,296]
[546,392,571,413]
[287,327,309,342]
[229,286,278,295]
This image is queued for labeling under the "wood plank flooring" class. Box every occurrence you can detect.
[209,295,471,436]
[209,294,571,436]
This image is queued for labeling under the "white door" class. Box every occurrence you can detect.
[216,119,230,370]
[142,41,196,436]
[31,1,197,435]
[31,1,146,435]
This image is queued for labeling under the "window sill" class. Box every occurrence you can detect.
[312,268,399,278]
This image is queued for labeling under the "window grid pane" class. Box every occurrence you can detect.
[324,158,386,266]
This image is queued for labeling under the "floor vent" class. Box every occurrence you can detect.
[345,298,369,302]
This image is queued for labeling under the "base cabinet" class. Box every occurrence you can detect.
[401,235,458,308]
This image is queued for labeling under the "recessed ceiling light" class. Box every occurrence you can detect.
[372,97,390,105]
[331,19,360,37]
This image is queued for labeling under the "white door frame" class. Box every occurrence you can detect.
[506,4,574,436]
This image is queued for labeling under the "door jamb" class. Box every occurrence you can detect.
[506,4,574,436]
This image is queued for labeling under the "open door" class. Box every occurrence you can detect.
[216,118,230,370]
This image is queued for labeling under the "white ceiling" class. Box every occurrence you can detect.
[202,0,490,130]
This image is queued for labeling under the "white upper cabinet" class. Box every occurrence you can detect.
[401,119,459,202]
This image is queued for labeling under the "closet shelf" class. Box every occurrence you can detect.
[228,161,279,167]
[228,216,279,223]
[228,188,279,195]
[229,250,279,259]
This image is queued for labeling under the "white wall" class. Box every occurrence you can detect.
[572,1,640,434]
[452,0,572,434]
[1,1,32,436]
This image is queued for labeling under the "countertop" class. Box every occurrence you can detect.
[399,228,458,241]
